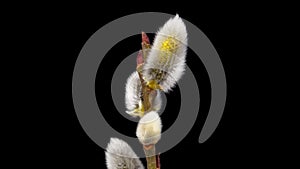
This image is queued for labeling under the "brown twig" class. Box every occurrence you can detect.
[143,144,157,169]
[136,32,160,169]
[136,32,155,114]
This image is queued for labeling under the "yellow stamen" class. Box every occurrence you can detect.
[146,80,162,90]
[160,37,178,53]
[159,37,178,64]
[133,104,145,117]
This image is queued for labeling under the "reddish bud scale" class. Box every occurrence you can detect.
[136,50,144,66]
[142,32,150,44]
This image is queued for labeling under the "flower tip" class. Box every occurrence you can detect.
[142,31,150,44]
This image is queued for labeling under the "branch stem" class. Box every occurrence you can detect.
[143,145,158,169]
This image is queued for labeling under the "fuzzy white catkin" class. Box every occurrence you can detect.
[105,138,144,169]
[125,72,141,112]
[143,14,188,92]
[125,71,162,116]
[136,111,162,145]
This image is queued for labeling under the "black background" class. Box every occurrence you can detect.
[20,3,291,168]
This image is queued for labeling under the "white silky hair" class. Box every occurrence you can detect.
[125,71,141,112]
[143,14,188,92]
[125,72,162,116]
[105,138,144,169]
[136,111,162,145]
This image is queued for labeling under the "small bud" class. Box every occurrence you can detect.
[136,111,162,145]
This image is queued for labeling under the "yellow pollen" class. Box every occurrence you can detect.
[160,37,178,53]
[133,104,145,117]
[159,37,178,64]
[146,80,162,90]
